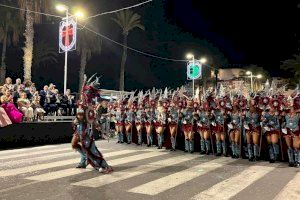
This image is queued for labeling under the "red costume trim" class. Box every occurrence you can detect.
[283,129,300,137]
[115,121,124,126]
[183,124,193,132]
[213,124,224,133]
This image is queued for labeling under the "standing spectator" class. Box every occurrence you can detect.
[17,92,34,121]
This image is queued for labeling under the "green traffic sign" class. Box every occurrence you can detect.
[187,62,202,80]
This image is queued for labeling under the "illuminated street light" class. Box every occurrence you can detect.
[75,11,84,18]
[257,74,263,79]
[199,57,207,64]
[246,71,251,75]
[186,53,194,60]
[56,4,68,12]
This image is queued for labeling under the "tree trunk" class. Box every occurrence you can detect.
[78,49,87,93]
[119,34,128,91]
[23,3,34,82]
[0,25,8,84]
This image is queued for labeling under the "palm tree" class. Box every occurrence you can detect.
[77,27,102,92]
[0,1,22,83]
[18,0,51,81]
[32,40,58,67]
[111,10,144,91]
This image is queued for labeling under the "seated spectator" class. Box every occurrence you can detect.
[13,78,23,91]
[47,89,58,115]
[23,80,33,100]
[1,89,13,103]
[17,92,34,122]
[40,85,48,110]
[3,77,14,91]
[32,92,45,121]
[65,89,75,116]
[1,89,23,123]
[29,86,36,100]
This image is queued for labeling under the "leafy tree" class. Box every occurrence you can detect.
[0,0,23,83]
[18,0,52,81]
[111,10,145,91]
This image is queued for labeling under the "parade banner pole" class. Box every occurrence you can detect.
[63,9,69,95]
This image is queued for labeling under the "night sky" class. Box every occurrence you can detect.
[3,0,299,91]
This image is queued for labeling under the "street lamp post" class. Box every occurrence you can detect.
[186,54,195,96]
[56,4,69,95]
[64,8,69,95]
[246,71,262,92]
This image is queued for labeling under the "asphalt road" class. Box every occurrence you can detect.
[0,140,299,200]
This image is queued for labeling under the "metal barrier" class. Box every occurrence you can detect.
[42,116,75,122]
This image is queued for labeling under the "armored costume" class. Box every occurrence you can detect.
[168,101,179,151]
[181,101,195,153]
[72,74,112,173]
[244,108,261,161]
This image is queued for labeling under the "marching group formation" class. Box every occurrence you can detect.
[107,85,300,168]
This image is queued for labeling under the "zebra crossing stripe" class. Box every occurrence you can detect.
[191,164,277,200]
[128,157,236,195]
[0,145,59,155]
[26,151,168,181]
[71,154,199,188]
[0,147,71,160]
[273,172,300,200]
[0,149,136,177]
[0,149,133,167]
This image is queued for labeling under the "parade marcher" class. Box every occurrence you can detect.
[261,96,281,163]
[228,104,242,159]
[168,92,180,151]
[212,97,227,156]
[72,108,88,168]
[114,98,125,143]
[154,89,168,149]
[72,74,113,173]
[197,98,212,155]
[144,89,157,147]
[244,96,261,161]
[125,93,136,144]
[135,91,146,145]
[282,93,300,167]
[181,96,195,153]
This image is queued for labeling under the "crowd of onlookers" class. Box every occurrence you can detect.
[0,77,77,122]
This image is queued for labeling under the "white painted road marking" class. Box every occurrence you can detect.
[72,154,199,188]
[128,157,236,195]
[26,151,168,181]
[191,165,277,200]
